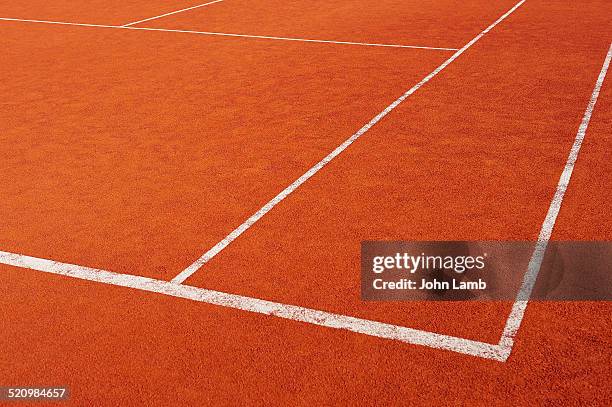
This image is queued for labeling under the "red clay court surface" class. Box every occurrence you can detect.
[1,0,611,405]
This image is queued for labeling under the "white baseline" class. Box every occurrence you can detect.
[0,250,508,361]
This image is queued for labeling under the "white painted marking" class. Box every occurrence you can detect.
[122,0,224,27]
[0,17,458,51]
[128,26,459,50]
[0,250,508,361]
[2,0,604,363]
[498,43,612,352]
[172,0,527,284]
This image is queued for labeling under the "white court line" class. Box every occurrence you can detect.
[1,1,607,362]
[498,43,612,351]
[0,250,508,361]
[122,0,224,27]
[171,0,527,284]
[128,26,459,50]
[0,17,458,51]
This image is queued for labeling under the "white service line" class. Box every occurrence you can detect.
[0,250,508,361]
[129,26,459,50]
[498,42,612,351]
[171,0,527,284]
[0,17,458,51]
[122,0,224,27]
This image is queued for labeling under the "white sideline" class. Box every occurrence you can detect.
[0,250,509,361]
[122,0,225,27]
[0,17,458,51]
[172,0,527,284]
[498,43,612,350]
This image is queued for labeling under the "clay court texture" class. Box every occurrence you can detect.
[1,0,611,405]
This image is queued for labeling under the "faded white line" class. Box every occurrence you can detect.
[498,43,612,352]
[122,0,224,27]
[172,0,527,284]
[0,250,508,361]
[0,17,458,51]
